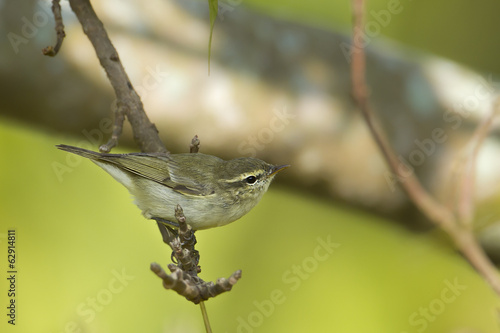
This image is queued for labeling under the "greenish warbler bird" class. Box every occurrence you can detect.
[57,144,289,230]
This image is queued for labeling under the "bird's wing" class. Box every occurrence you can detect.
[162,154,218,197]
[100,153,214,197]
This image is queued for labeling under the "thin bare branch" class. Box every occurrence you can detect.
[150,263,200,300]
[451,228,500,294]
[456,96,500,227]
[175,205,201,275]
[99,102,125,153]
[42,0,66,56]
[150,263,242,304]
[190,135,201,153]
[199,301,212,333]
[68,0,166,153]
[151,204,242,304]
[350,0,454,230]
[349,0,500,296]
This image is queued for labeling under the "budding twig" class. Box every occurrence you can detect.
[151,205,242,304]
[190,135,201,153]
[150,262,242,304]
[99,102,125,153]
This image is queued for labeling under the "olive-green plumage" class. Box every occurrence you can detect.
[57,144,288,230]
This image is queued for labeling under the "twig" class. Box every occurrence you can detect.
[456,97,500,227]
[190,135,201,153]
[200,301,212,333]
[42,0,66,56]
[68,0,166,153]
[151,262,242,304]
[175,205,201,275]
[349,0,500,295]
[99,102,125,153]
[350,0,454,231]
[451,228,500,294]
[151,205,242,304]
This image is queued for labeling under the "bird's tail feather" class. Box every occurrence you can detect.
[56,144,102,160]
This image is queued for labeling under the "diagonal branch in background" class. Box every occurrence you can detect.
[349,0,500,295]
[68,0,166,154]
[456,98,500,227]
[350,0,454,231]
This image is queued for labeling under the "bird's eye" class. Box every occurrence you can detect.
[245,176,257,184]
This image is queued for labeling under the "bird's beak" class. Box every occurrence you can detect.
[269,164,290,177]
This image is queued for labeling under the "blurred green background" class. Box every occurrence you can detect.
[246,0,500,76]
[2,0,500,332]
[0,119,498,332]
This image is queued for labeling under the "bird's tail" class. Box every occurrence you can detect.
[56,144,102,160]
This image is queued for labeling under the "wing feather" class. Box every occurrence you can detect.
[98,153,217,197]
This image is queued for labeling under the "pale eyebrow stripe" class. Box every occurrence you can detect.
[220,171,266,183]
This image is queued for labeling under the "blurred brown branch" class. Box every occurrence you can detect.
[350,0,500,295]
[456,101,499,227]
[42,0,65,56]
